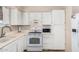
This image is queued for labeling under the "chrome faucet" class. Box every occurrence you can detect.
[17,25,21,32]
[0,26,12,38]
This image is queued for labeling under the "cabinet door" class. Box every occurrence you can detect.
[22,12,29,25]
[29,12,42,24]
[53,25,65,49]
[18,11,22,25]
[2,41,17,52]
[17,38,24,52]
[3,7,10,25]
[42,12,52,25]
[43,34,54,49]
[43,37,54,49]
[10,8,18,25]
[22,36,27,50]
[17,36,26,52]
[52,10,65,25]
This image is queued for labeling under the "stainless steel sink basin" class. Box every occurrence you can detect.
[0,33,20,43]
[0,35,18,43]
[0,37,10,43]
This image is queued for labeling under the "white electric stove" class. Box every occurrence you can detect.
[27,32,43,51]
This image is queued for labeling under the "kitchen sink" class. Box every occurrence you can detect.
[0,37,11,43]
[0,35,17,43]
[0,32,21,43]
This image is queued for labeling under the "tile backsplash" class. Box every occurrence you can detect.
[11,25,30,31]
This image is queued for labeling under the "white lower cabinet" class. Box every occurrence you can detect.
[53,25,65,50]
[17,36,26,52]
[17,38,24,52]
[22,36,27,50]
[43,38,54,49]
[1,41,17,52]
[0,35,27,52]
[43,25,65,50]
[43,33,54,49]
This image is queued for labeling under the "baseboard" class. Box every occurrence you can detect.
[23,49,65,52]
[42,49,65,52]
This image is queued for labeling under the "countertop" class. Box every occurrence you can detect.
[0,30,29,49]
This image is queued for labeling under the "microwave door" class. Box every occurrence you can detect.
[43,29,51,33]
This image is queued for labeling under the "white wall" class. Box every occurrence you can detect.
[65,7,72,52]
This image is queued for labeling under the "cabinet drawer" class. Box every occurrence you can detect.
[43,42,54,49]
[43,37,54,44]
[43,34,53,38]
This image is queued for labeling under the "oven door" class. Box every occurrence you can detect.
[27,37,42,46]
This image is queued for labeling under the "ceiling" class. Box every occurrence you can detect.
[6,6,79,15]
[21,6,66,12]
[7,6,66,12]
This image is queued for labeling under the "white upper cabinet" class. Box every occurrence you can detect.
[29,12,42,24]
[22,12,29,25]
[52,10,65,25]
[3,7,10,25]
[10,8,18,25]
[18,11,22,25]
[17,38,24,52]
[42,12,52,25]
[11,8,29,25]
[53,25,65,49]
[10,8,22,25]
